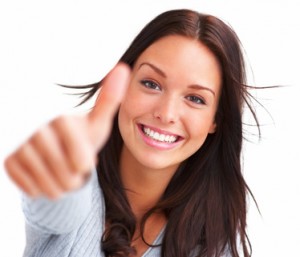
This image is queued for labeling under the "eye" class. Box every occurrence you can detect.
[186,95,206,105]
[140,80,161,91]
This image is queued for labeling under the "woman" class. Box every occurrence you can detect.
[5,9,258,257]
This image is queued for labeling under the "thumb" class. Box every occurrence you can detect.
[88,62,131,149]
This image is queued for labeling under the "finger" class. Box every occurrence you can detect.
[89,62,131,121]
[5,155,41,198]
[88,62,130,147]
[51,116,95,174]
[31,126,84,191]
[16,143,63,199]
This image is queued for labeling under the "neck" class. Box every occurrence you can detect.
[120,146,178,219]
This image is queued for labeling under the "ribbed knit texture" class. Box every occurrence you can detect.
[22,170,163,257]
[21,170,231,257]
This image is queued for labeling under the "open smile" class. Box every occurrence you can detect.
[139,124,183,144]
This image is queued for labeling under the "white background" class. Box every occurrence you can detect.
[0,0,299,256]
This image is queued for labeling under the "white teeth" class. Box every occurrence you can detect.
[150,130,154,137]
[159,134,165,141]
[142,126,178,143]
[153,132,160,140]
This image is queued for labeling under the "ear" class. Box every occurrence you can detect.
[208,121,217,134]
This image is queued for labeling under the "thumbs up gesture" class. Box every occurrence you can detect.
[4,63,131,199]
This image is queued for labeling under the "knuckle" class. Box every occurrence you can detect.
[72,153,94,173]
[51,115,66,128]
[4,161,16,179]
[17,144,30,161]
[4,155,13,171]
[61,179,76,191]
[53,115,73,127]
[58,173,82,191]
[31,129,46,144]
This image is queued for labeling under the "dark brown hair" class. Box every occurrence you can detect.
[74,9,259,257]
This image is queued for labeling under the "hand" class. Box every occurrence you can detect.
[4,63,130,199]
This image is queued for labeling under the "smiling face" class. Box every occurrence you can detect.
[118,35,222,173]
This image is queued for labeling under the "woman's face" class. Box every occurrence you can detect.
[118,35,221,172]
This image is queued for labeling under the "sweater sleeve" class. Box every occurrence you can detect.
[22,170,97,235]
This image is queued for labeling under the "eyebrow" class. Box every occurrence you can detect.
[138,62,216,97]
[188,84,215,97]
[139,62,167,78]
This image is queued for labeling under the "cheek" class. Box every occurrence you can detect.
[119,86,155,122]
[118,101,134,134]
[118,103,134,148]
[185,113,215,142]
[118,88,137,122]
[118,104,126,128]
[118,95,145,133]
[184,125,210,158]
[121,84,145,113]
[118,98,140,123]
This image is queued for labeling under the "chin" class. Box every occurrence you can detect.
[136,154,180,173]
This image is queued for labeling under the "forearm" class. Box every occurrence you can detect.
[22,170,95,235]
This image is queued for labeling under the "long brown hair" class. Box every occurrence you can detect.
[73,9,259,257]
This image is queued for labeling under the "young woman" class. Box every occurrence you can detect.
[5,9,259,257]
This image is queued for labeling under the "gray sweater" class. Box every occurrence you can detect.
[22,171,231,257]
[22,171,163,257]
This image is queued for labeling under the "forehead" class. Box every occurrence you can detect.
[133,35,222,93]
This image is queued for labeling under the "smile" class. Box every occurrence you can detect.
[142,125,179,143]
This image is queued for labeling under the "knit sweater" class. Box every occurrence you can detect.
[22,171,231,257]
[22,170,163,257]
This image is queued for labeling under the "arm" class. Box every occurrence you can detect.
[4,63,130,200]
[22,170,95,235]
[22,170,105,257]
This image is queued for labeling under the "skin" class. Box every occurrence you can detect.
[4,35,222,256]
[4,64,131,199]
[118,35,222,255]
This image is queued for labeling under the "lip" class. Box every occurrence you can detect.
[137,123,183,150]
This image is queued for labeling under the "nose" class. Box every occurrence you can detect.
[153,96,179,124]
